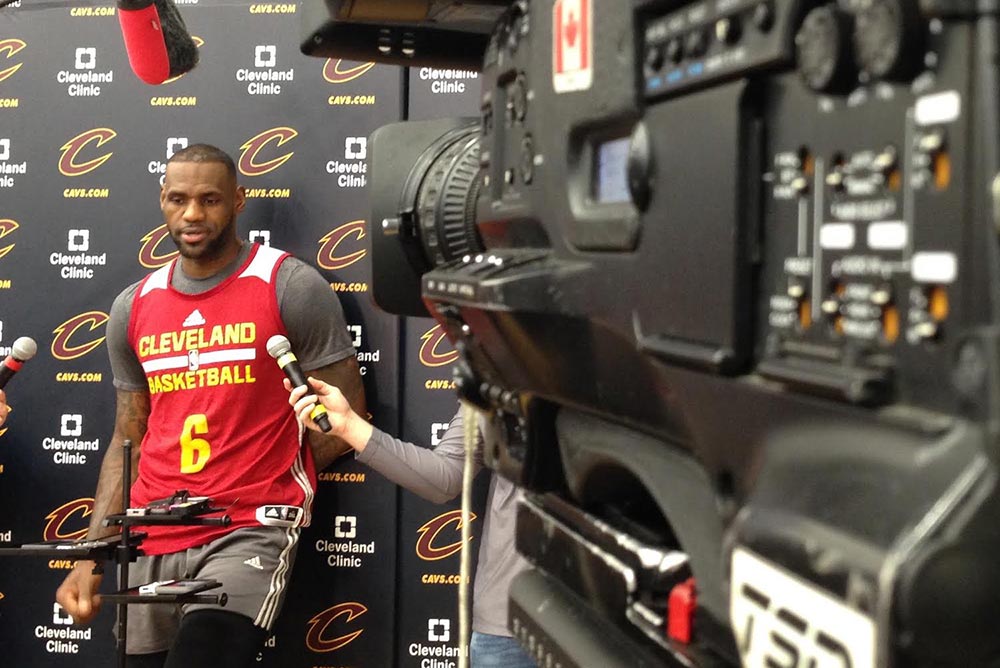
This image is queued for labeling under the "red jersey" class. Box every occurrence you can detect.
[128,244,316,555]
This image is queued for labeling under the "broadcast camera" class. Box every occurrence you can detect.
[304,1,1000,666]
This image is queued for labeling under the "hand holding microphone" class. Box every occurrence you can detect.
[285,377,373,452]
[267,335,334,433]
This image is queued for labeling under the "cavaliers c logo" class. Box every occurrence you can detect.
[0,219,19,261]
[138,223,178,268]
[59,128,117,177]
[317,220,366,270]
[323,59,375,84]
[52,311,108,361]
[419,324,459,368]
[238,127,298,176]
[305,602,367,652]
[161,35,204,85]
[0,38,26,84]
[415,509,477,561]
[44,498,94,541]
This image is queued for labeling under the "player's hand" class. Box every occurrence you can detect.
[0,389,8,427]
[56,560,103,625]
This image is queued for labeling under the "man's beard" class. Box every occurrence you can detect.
[172,216,237,261]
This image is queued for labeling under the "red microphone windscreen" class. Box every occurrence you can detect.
[119,3,170,84]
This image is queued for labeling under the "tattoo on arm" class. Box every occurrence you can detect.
[116,389,150,445]
[87,390,150,538]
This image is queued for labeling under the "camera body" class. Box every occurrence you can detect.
[311,1,1000,665]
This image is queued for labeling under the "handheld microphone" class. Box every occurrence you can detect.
[266,335,333,433]
[118,0,199,85]
[0,336,37,389]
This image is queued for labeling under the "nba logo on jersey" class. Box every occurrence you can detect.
[188,349,200,371]
[552,0,592,93]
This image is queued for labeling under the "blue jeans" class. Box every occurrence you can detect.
[470,631,537,667]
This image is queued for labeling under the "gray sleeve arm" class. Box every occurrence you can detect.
[109,281,147,391]
[277,257,356,371]
[356,409,484,504]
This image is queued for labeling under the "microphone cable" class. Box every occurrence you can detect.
[457,400,480,668]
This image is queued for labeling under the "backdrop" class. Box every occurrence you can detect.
[0,1,485,665]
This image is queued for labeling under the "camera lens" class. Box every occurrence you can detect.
[408,123,484,267]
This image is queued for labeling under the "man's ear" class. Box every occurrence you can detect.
[235,185,247,213]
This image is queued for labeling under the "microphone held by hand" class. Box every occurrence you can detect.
[266,335,333,433]
[0,336,37,389]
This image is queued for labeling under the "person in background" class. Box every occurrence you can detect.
[56,144,365,668]
[287,376,536,668]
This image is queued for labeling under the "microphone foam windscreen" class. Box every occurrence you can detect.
[12,336,36,361]
[155,0,199,78]
[266,335,292,359]
[118,2,171,84]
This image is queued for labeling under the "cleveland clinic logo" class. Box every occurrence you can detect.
[305,602,367,652]
[315,512,375,569]
[431,422,450,446]
[334,515,356,539]
[148,136,188,184]
[237,43,293,96]
[326,137,367,189]
[57,46,113,97]
[0,137,27,188]
[59,128,116,176]
[347,325,362,349]
[44,414,99,466]
[342,324,380,377]
[317,221,366,270]
[51,228,107,281]
[239,127,297,176]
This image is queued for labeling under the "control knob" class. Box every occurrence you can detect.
[795,5,858,94]
[854,0,926,82]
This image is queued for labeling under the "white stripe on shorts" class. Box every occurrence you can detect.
[290,423,314,526]
[254,527,298,629]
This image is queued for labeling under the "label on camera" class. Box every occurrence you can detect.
[553,0,593,93]
[731,547,876,668]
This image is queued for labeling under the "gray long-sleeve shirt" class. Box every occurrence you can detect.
[356,409,528,636]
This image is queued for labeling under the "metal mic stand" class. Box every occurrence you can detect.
[0,439,231,668]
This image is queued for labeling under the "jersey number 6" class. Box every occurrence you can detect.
[180,413,211,474]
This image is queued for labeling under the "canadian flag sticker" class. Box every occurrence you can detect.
[552,0,592,93]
